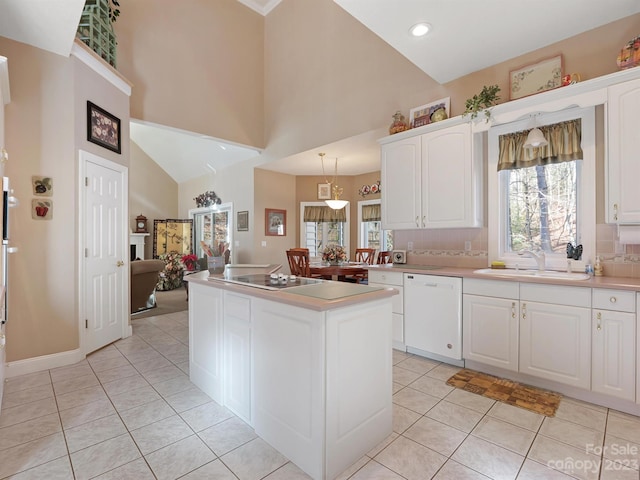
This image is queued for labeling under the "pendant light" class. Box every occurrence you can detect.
[524,115,548,149]
[320,153,349,210]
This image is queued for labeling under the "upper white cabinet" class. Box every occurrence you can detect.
[380,120,482,230]
[380,135,421,230]
[607,77,640,224]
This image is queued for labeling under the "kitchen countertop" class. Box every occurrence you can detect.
[185,271,397,311]
[367,264,640,291]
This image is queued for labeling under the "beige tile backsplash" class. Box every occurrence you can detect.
[395,224,640,278]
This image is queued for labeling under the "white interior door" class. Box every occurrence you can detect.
[81,150,128,354]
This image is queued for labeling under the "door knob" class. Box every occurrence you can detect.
[116,261,124,267]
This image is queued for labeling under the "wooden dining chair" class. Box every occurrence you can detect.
[355,248,376,265]
[286,248,311,277]
[345,248,376,283]
[377,251,392,264]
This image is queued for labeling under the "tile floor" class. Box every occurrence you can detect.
[1,310,640,479]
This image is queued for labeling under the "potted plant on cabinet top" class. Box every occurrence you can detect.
[464,85,501,122]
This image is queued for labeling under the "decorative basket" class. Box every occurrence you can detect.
[76,0,117,68]
[617,35,640,70]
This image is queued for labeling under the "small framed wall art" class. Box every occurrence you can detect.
[87,101,121,154]
[317,183,331,200]
[409,97,450,128]
[32,176,52,196]
[32,199,52,220]
[265,208,286,236]
[237,210,249,231]
[510,55,563,100]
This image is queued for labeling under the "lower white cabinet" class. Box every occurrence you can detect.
[368,270,404,349]
[463,279,519,372]
[223,292,252,423]
[592,289,636,402]
[404,273,462,360]
[519,284,592,389]
[189,283,224,404]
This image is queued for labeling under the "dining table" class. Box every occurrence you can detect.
[309,262,369,282]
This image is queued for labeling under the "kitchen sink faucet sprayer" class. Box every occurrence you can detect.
[519,250,546,271]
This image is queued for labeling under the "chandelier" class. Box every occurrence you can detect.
[319,152,349,210]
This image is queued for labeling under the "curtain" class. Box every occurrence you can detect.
[362,204,381,222]
[303,205,347,222]
[498,119,582,171]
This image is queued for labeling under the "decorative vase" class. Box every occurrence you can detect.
[207,256,225,274]
[389,111,409,135]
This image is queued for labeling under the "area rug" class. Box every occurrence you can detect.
[131,287,188,319]
[446,369,562,416]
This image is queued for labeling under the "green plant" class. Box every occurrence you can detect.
[464,85,501,121]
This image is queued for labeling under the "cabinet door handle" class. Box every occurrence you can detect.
[596,312,602,331]
[521,303,526,320]
[422,216,426,227]
[609,296,617,303]
[613,203,618,221]
[415,216,420,227]
[511,302,516,319]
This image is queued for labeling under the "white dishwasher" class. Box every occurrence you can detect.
[404,273,462,363]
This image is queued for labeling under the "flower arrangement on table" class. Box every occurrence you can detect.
[156,251,184,291]
[322,244,348,265]
[181,253,198,271]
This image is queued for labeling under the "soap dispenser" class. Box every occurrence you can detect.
[594,256,604,276]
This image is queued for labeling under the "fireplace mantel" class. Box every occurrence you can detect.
[130,233,150,260]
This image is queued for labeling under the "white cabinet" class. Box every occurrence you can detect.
[189,283,224,404]
[380,121,481,230]
[592,289,636,401]
[421,123,481,228]
[519,284,591,389]
[380,135,421,229]
[404,273,462,360]
[368,270,404,350]
[607,78,640,224]
[223,292,252,423]
[463,279,520,372]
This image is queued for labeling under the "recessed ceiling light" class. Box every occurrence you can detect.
[410,23,431,37]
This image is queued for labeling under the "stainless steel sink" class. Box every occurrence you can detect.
[473,268,591,281]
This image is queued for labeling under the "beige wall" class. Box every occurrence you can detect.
[114,0,265,148]
[0,37,130,362]
[129,141,178,259]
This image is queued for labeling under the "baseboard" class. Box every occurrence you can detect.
[5,348,84,378]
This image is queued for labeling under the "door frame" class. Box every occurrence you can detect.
[78,149,130,356]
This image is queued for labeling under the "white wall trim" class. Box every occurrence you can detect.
[0,56,10,105]
[5,349,84,378]
[71,41,132,96]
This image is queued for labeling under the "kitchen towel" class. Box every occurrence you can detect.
[617,225,640,245]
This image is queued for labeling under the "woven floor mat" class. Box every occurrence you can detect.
[446,369,562,416]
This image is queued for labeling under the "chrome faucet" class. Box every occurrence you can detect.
[519,250,546,271]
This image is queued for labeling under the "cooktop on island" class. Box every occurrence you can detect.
[211,273,325,291]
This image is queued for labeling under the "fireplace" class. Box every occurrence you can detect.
[130,233,149,260]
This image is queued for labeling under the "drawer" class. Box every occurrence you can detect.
[368,270,403,286]
[224,292,251,320]
[463,278,519,299]
[592,288,635,313]
[520,283,590,308]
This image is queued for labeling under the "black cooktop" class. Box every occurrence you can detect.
[221,274,325,290]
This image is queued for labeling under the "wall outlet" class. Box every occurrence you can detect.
[261,241,267,247]
[615,241,625,254]
[464,241,471,251]
[407,242,413,250]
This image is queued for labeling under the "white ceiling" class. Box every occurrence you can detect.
[130,121,262,183]
[333,0,640,84]
[1,1,639,179]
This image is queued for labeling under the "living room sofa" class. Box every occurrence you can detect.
[130,259,165,313]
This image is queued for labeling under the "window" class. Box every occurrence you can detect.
[189,203,233,260]
[300,202,350,258]
[488,107,595,271]
[358,200,393,251]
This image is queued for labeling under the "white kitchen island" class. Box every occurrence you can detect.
[185,271,397,480]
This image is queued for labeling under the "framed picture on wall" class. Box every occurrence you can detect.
[237,210,249,231]
[265,208,286,236]
[318,183,331,200]
[87,101,121,154]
